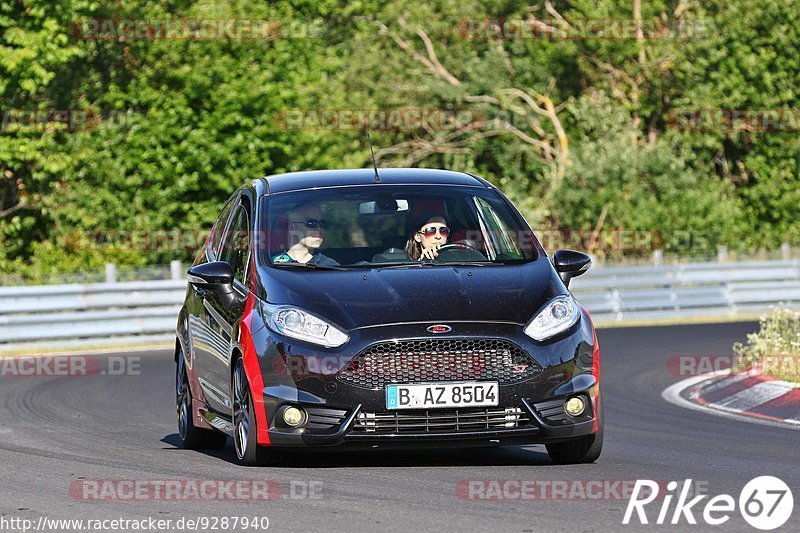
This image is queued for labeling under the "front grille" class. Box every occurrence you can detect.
[337,338,540,390]
[352,406,531,434]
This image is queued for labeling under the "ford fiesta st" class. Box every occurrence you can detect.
[175,168,602,466]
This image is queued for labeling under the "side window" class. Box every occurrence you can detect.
[475,197,524,259]
[208,198,236,260]
[220,204,250,285]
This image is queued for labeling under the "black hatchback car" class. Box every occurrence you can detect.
[175,168,602,466]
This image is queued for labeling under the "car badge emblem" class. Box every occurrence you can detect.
[427,324,452,334]
[513,364,528,373]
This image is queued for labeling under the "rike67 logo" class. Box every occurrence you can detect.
[624,476,793,530]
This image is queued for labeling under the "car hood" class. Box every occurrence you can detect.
[257,260,563,331]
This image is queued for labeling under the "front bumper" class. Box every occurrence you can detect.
[271,397,596,450]
[250,310,600,449]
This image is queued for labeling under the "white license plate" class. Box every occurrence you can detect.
[386,381,498,410]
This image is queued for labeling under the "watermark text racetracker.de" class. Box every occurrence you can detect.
[0,355,140,377]
[456,17,710,40]
[666,355,800,377]
[69,479,322,501]
[0,109,129,132]
[74,228,714,255]
[668,109,800,132]
[273,109,478,131]
[71,18,323,40]
[455,479,703,501]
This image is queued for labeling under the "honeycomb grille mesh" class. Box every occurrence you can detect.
[336,338,540,389]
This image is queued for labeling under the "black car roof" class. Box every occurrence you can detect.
[260,168,490,194]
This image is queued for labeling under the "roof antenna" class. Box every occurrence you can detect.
[367,131,381,183]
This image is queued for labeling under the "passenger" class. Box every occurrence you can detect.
[272,204,340,266]
[404,213,450,261]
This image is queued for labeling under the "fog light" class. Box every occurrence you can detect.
[564,396,586,417]
[283,406,305,427]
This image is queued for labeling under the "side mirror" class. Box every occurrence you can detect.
[187,261,234,286]
[552,249,592,288]
[187,261,244,308]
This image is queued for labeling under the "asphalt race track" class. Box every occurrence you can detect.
[1,322,797,532]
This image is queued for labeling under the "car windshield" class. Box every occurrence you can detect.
[258,185,541,268]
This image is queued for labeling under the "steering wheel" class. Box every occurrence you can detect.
[437,242,478,252]
[427,242,486,263]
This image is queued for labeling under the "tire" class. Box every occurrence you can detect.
[176,350,228,450]
[545,395,604,465]
[232,358,294,467]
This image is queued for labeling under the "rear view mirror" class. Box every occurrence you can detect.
[359,199,409,215]
[552,249,592,288]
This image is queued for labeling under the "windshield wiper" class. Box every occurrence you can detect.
[374,262,425,269]
[432,261,490,266]
[272,262,346,270]
[375,261,490,269]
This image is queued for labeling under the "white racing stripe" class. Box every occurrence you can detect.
[715,381,794,411]
[661,371,800,431]
[693,371,751,395]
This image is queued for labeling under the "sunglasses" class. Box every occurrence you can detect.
[418,226,450,237]
[290,218,329,229]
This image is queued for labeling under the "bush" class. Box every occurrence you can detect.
[546,92,747,261]
[733,306,800,383]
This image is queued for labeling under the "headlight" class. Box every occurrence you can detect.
[524,295,580,341]
[262,303,349,348]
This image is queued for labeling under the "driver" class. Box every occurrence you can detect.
[272,204,340,266]
[404,212,450,261]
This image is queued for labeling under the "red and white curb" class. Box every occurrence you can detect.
[662,369,800,430]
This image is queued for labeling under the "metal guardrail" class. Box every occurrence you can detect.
[570,259,800,323]
[1,259,799,354]
[0,280,186,353]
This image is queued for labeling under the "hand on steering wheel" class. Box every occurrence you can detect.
[420,242,479,261]
[419,245,441,260]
